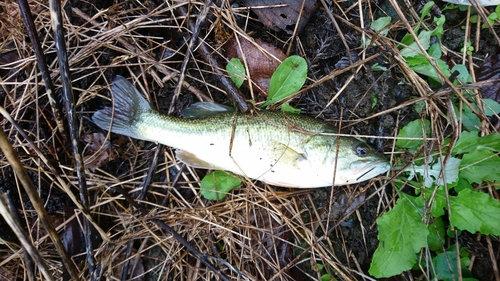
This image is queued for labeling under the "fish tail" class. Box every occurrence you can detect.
[92,75,152,139]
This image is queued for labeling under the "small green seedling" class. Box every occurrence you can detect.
[200,170,242,201]
[227,58,246,88]
[262,55,308,108]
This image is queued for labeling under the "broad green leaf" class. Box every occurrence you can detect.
[226,58,246,88]
[369,197,429,277]
[262,55,307,107]
[396,119,431,151]
[451,64,472,83]
[433,249,458,281]
[400,30,432,57]
[453,104,481,131]
[370,16,392,33]
[427,217,445,251]
[432,247,476,281]
[200,171,241,201]
[405,55,450,83]
[453,131,500,155]
[450,188,500,235]
[483,98,500,116]
[400,33,415,48]
[366,16,392,47]
[428,43,442,59]
[459,149,500,184]
[405,54,431,66]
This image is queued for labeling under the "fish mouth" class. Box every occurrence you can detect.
[352,160,391,182]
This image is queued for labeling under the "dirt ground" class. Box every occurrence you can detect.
[0,0,499,280]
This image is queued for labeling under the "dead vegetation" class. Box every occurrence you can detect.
[0,0,499,280]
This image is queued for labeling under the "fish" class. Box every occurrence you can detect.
[92,76,390,188]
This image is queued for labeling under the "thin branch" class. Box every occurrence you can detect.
[48,0,96,279]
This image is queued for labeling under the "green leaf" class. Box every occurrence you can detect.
[396,119,431,151]
[483,98,500,116]
[262,56,307,107]
[427,217,445,251]
[449,188,500,235]
[405,55,450,83]
[370,16,392,33]
[419,1,435,19]
[452,131,500,155]
[432,14,446,40]
[400,33,415,48]
[459,150,500,184]
[321,274,334,281]
[369,197,429,277]
[453,104,481,131]
[200,170,241,201]
[280,102,301,114]
[226,58,246,88]
[371,62,388,71]
[400,30,432,57]
[432,246,476,281]
[367,16,392,47]
[428,43,442,59]
[451,64,472,84]
[420,186,447,217]
[413,2,435,34]
[405,156,461,188]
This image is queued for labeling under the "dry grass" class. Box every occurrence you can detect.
[0,0,498,280]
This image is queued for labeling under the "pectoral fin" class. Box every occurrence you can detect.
[267,141,307,168]
[176,150,224,170]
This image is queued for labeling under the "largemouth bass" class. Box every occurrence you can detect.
[92,76,390,188]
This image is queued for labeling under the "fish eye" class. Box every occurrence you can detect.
[354,143,369,156]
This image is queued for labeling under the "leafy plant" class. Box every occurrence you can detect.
[371,2,474,84]
[369,122,500,278]
[469,5,500,28]
[462,40,474,56]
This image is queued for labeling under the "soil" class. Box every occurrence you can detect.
[0,0,498,280]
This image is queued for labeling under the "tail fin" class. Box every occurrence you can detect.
[92,76,152,139]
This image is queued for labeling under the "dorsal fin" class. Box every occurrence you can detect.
[181,102,235,119]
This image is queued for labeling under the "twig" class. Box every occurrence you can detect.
[48,0,96,279]
[17,0,66,139]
